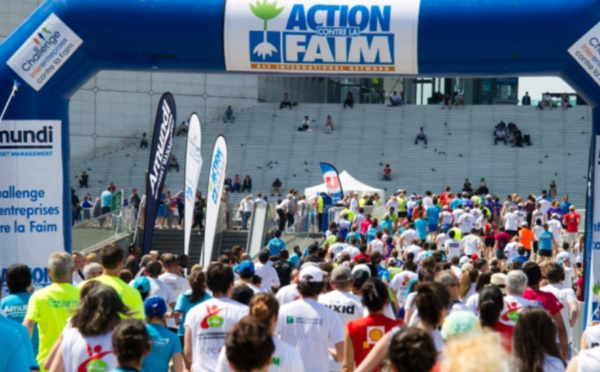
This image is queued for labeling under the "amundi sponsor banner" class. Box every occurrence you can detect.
[224,0,420,74]
[7,13,83,91]
[0,120,63,294]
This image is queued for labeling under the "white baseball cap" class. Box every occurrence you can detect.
[299,266,324,283]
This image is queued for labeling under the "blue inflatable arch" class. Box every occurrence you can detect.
[2,0,600,324]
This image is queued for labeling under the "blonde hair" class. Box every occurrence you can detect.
[441,332,509,372]
[249,293,279,326]
[86,252,97,264]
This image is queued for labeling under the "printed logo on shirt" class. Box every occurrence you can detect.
[285,316,323,325]
[78,344,113,372]
[200,304,225,329]
[501,302,524,323]
[47,298,79,308]
[272,357,281,366]
[323,303,357,314]
[367,326,385,344]
[286,315,294,324]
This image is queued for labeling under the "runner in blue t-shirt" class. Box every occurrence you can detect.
[426,200,442,241]
[267,230,286,256]
[173,271,211,343]
[143,297,183,372]
[0,264,39,357]
[414,217,428,241]
[538,223,555,261]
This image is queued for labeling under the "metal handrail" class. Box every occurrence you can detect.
[72,206,136,252]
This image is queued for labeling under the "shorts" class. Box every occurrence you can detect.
[532,241,539,254]
[484,238,495,247]
[398,211,408,218]
[566,232,578,245]
[101,206,111,214]
[428,224,438,233]
[495,249,507,260]
[539,249,553,257]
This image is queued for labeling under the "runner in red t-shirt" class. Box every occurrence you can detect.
[562,206,580,250]
[521,262,568,359]
[483,218,497,260]
[344,278,401,369]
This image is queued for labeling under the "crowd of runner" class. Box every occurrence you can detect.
[2,186,600,372]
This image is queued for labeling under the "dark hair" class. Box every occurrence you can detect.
[474,258,487,270]
[479,285,504,328]
[403,259,417,272]
[72,284,129,336]
[416,282,449,327]
[225,317,275,372]
[545,262,565,283]
[388,327,437,372]
[6,264,31,293]
[232,286,255,305]
[207,263,234,294]
[522,261,542,286]
[118,269,133,284]
[249,293,279,327]
[297,280,324,297]
[475,272,492,292]
[112,319,149,365]
[258,249,270,263]
[187,269,207,302]
[146,260,162,277]
[418,268,434,283]
[512,307,563,372]
[99,243,125,270]
[361,278,389,313]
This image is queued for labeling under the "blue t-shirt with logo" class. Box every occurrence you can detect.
[450,198,463,210]
[426,205,441,226]
[267,238,286,256]
[366,227,379,243]
[289,253,300,268]
[0,292,39,357]
[142,323,182,372]
[414,218,427,240]
[380,219,393,233]
[174,290,211,336]
[539,230,553,251]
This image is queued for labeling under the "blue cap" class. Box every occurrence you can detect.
[132,276,150,294]
[144,296,167,318]
[237,260,255,276]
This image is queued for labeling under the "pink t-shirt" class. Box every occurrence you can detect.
[360,219,372,235]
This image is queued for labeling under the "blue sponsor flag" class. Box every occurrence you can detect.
[319,162,343,203]
[143,93,176,254]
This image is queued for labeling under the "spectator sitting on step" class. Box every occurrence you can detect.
[232,174,242,192]
[140,132,149,149]
[325,115,335,134]
[224,177,232,192]
[78,171,89,188]
[298,116,310,131]
[561,93,572,109]
[477,178,489,196]
[494,127,507,145]
[175,121,188,136]
[414,127,427,145]
[271,178,282,196]
[507,122,519,138]
[512,129,524,148]
[224,105,235,123]
[343,91,354,109]
[494,120,506,132]
[280,92,292,109]
[382,164,392,181]
[442,92,452,109]
[168,154,179,172]
[388,91,403,106]
[541,91,553,109]
[455,91,466,106]
[242,175,252,193]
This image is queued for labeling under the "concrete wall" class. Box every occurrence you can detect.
[0,0,259,161]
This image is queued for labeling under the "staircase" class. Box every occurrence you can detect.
[146,229,204,264]
[221,231,249,253]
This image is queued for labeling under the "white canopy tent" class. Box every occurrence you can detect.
[304,171,385,200]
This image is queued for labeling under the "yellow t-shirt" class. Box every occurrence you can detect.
[82,274,145,320]
[25,282,80,370]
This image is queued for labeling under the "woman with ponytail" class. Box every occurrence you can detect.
[459,268,479,301]
[478,284,512,353]
[343,278,402,371]
[215,293,303,372]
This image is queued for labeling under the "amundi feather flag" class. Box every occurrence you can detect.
[143,93,175,254]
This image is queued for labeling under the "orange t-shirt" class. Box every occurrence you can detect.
[519,227,534,250]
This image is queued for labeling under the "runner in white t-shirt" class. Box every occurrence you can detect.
[318,266,363,372]
[542,263,580,350]
[184,264,249,372]
[255,250,281,293]
[458,210,474,234]
[503,207,519,234]
[275,283,299,306]
[275,266,344,372]
[390,269,418,309]
[216,293,303,372]
[158,254,191,330]
[444,230,463,260]
[461,230,481,256]
[440,207,454,227]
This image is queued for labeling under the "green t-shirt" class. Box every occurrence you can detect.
[82,275,145,320]
[388,267,403,279]
[25,282,80,370]
[398,198,407,212]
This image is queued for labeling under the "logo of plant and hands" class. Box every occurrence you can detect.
[32,27,52,46]
[200,305,225,329]
[249,0,284,61]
